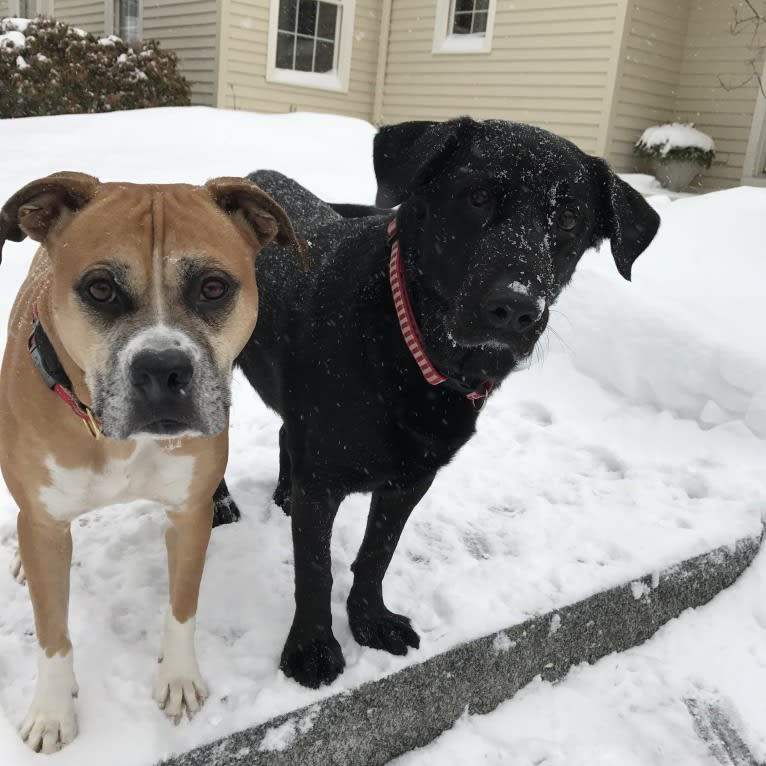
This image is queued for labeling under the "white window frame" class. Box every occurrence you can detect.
[433,0,497,55]
[742,61,766,187]
[266,0,356,93]
[9,0,54,16]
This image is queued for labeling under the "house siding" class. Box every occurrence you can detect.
[219,0,381,120]
[380,0,627,156]
[605,0,690,173]
[674,0,762,190]
[143,1,219,106]
[607,0,762,190]
[50,0,104,31]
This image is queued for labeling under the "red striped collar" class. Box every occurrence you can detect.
[387,219,493,405]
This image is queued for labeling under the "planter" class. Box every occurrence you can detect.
[648,157,704,192]
[634,123,715,193]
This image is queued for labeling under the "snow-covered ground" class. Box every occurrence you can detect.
[0,107,764,765]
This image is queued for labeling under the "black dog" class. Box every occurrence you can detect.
[215,117,660,688]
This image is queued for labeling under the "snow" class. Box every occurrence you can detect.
[637,123,716,155]
[0,29,26,49]
[0,106,764,764]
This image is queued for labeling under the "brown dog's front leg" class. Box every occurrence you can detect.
[153,500,213,723]
[17,511,79,754]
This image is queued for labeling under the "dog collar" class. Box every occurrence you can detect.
[28,304,102,439]
[387,219,494,406]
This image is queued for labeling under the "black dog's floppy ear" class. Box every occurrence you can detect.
[590,157,660,281]
[0,171,99,263]
[206,177,308,269]
[374,118,475,207]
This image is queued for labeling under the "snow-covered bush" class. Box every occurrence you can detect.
[634,123,716,168]
[0,16,190,119]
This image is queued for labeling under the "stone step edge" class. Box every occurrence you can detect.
[160,532,763,766]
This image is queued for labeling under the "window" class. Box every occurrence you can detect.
[433,0,497,55]
[114,0,141,42]
[267,0,356,92]
[452,0,489,35]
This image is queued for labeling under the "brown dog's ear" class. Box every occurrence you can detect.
[373,118,477,208]
[590,157,660,281]
[206,177,307,269]
[0,171,99,263]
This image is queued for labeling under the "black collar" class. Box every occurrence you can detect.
[28,305,102,438]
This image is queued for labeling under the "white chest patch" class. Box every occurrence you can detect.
[39,437,196,521]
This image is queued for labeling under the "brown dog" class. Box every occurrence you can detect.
[0,172,302,753]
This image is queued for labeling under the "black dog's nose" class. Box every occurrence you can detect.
[483,290,545,332]
[130,350,194,401]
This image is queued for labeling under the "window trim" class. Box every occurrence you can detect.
[432,0,497,55]
[266,0,356,93]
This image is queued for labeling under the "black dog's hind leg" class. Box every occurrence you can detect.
[347,474,434,655]
[280,480,345,687]
[212,478,241,527]
[272,425,292,515]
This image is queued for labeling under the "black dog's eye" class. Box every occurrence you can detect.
[557,208,578,231]
[470,187,492,207]
[87,279,116,303]
[200,277,228,301]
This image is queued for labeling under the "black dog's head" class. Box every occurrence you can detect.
[375,117,660,384]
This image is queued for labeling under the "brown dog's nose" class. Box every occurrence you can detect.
[483,289,545,332]
[130,350,194,402]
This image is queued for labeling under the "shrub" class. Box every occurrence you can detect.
[633,123,716,168]
[0,16,191,118]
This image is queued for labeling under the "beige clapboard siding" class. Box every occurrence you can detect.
[605,0,689,174]
[52,0,104,33]
[142,1,218,106]
[220,0,381,120]
[381,0,625,156]
[675,0,762,190]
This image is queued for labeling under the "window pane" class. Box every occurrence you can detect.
[314,39,334,72]
[278,0,297,31]
[297,0,317,35]
[294,35,314,70]
[455,0,473,12]
[475,0,489,10]
[453,12,472,34]
[276,32,295,69]
[316,2,338,40]
[472,10,488,34]
[116,0,140,41]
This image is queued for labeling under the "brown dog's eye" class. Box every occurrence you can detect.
[557,208,578,231]
[87,279,116,303]
[470,188,491,207]
[200,277,228,301]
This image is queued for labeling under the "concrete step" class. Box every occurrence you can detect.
[160,531,762,766]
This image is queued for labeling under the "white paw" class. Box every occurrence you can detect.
[153,613,207,723]
[152,669,208,723]
[9,550,26,585]
[20,651,79,753]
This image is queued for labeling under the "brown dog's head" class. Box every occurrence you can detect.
[0,172,305,440]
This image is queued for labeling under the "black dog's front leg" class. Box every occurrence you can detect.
[347,474,434,655]
[212,477,241,527]
[272,425,292,515]
[280,481,344,688]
